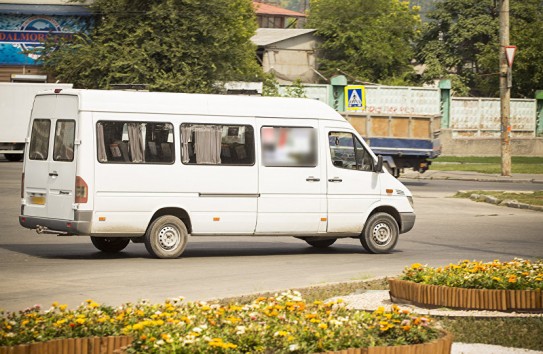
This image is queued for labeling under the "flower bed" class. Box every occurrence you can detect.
[1,292,450,353]
[390,259,543,311]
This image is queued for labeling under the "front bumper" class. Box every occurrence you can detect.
[19,211,92,235]
[399,212,416,233]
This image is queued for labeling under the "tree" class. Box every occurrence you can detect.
[415,0,543,98]
[307,0,421,85]
[40,0,262,93]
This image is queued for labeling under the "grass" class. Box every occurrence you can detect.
[220,278,543,351]
[455,190,543,206]
[431,156,543,174]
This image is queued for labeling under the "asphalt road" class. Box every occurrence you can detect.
[1,159,542,312]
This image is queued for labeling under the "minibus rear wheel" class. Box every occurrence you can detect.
[360,212,399,254]
[144,215,188,259]
[91,237,130,253]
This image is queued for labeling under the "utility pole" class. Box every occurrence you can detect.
[499,0,511,176]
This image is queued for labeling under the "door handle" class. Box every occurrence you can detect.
[306,177,320,182]
[49,172,58,177]
[328,177,343,183]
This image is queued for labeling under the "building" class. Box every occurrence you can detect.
[253,1,306,29]
[0,0,93,82]
[252,28,319,84]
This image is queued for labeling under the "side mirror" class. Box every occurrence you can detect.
[374,155,383,173]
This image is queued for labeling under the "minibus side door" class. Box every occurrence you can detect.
[256,119,326,234]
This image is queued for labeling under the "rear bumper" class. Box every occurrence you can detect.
[399,212,416,233]
[19,211,92,235]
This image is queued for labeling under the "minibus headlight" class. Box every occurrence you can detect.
[407,196,414,208]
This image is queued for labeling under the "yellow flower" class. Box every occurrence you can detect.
[508,275,517,283]
[318,323,328,329]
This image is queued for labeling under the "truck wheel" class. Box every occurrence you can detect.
[4,154,23,162]
[360,212,399,254]
[384,162,400,178]
[91,237,130,253]
[144,215,188,259]
[304,237,337,248]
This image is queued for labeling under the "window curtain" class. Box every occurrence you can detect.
[96,123,108,162]
[181,126,192,164]
[128,123,145,163]
[194,126,222,164]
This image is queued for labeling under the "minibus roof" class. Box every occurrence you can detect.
[37,89,345,121]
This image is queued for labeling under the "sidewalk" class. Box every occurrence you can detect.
[401,169,543,184]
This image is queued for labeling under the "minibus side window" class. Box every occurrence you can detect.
[329,131,373,171]
[29,119,51,161]
[180,124,254,165]
[97,121,174,164]
[53,120,75,162]
[261,126,317,167]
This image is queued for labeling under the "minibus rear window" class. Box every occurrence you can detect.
[97,121,174,164]
[180,124,255,165]
[29,119,51,161]
[53,120,75,162]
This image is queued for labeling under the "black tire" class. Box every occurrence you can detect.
[91,236,130,253]
[4,154,23,162]
[360,212,399,254]
[144,215,188,259]
[384,162,399,178]
[304,237,337,248]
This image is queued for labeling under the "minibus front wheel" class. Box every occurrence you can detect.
[360,212,399,254]
[145,215,188,259]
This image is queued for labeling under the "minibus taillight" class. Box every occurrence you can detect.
[75,176,88,203]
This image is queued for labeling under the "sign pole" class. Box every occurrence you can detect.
[499,0,512,176]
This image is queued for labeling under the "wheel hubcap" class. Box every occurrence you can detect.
[158,225,180,251]
[372,222,392,246]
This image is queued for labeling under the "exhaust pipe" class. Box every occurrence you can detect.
[36,225,69,236]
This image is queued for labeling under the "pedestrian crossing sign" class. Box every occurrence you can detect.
[345,85,366,111]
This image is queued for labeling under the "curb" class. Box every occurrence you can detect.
[401,174,543,184]
[462,192,543,212]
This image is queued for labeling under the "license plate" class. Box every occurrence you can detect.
[30,196,46,205]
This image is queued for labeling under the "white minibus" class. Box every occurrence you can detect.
[19,89,415,259]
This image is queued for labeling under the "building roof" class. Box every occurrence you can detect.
[251,28,316,46]
[0,4,91,15]
[252,1,306,18]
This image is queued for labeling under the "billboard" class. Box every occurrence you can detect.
[0,14,93,65]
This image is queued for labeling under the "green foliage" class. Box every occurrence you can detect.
[262,73,280,97]
[39,0,262,93]
[283,79,307,98]
[416,0,543,98]
[431,156,543,174]
[307,0,421,85]
[439,317,543,352]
